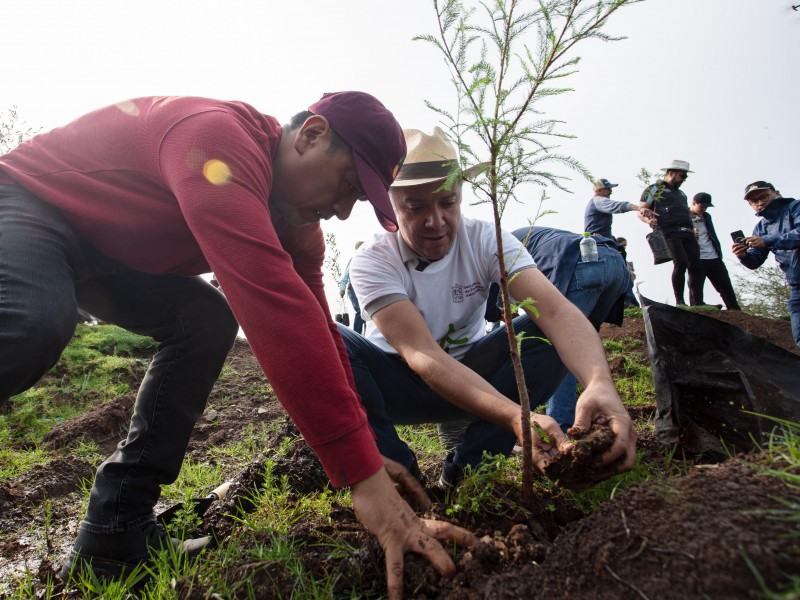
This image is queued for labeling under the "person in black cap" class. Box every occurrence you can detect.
[734,181,800,347]
[689,192,740,309]
[584,178,654,239]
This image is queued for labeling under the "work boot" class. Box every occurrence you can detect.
[58,519,210,580]
[437,453,464,489]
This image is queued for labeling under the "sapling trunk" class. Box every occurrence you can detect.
[491,199,536,502]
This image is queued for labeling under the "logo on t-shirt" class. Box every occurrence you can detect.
[452,281,487,304]
[439,323,469,352]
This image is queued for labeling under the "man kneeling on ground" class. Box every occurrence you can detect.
[339,127,636,490]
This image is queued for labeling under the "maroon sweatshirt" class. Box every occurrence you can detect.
[0,96,381,486]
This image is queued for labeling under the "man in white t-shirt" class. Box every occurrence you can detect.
[340,127,636,490]
[689,192,740,310]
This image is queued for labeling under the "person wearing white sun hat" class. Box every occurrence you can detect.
[339,126,636,492]
[639,159,703,306]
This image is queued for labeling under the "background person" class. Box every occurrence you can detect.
[339,240,366,334]
[733,180,800,347]
[343,127,636,491]
[689,192,740,309]
[0,92,473,590]
[512,226,631,432]
[639,160,703,306]
[584,177,654,239]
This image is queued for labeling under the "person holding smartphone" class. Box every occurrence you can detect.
[733,181,800,347]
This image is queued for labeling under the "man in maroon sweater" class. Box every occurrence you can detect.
[0,93,473,593]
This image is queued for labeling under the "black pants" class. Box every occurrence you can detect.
[664,233,703,305]
[696,258,741,310]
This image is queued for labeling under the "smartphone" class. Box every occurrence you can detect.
[730,230,745,244]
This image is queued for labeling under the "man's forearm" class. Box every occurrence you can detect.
[405,348,521,433]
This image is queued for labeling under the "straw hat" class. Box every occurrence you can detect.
[391,127,483,187]
[660,159,693,173]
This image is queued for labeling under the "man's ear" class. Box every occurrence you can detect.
[294,115,331,154]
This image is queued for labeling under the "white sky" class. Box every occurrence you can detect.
[2,0,799,313]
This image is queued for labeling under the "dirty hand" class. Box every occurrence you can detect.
[569,381,636,482]
[523,413,574,473]
[382,455,431,512]
[351,467,477,600]
[639,207,657,220]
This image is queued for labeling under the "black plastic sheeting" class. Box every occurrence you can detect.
[640,296,800,459]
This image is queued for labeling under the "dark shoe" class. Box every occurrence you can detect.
[58,520,210,580]
[437,453,464,489]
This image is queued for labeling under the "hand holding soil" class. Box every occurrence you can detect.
[543,424,618,487]
[569,380,638,478]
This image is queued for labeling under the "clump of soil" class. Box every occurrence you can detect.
[42,394,135,455]
[543,424,616,486]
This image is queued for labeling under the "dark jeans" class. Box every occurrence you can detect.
[338,314,567,472]
[664,232,703,305]
[0,185,238,533]
[696,258,741,310]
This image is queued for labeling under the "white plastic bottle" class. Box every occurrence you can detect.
[580,232,598,262]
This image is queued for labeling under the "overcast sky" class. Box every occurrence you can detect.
[2,0,798,312]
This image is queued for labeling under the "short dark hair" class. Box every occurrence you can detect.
[285,110,350,155]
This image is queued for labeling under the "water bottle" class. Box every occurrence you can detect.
[580,232,598,262]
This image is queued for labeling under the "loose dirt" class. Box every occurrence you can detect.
[1,309,798,598]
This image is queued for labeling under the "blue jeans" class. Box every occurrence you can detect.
[338,314,568,472]
[546,246,631,430]
[346,285,366,335]
[789,284,800,348]
[0,186,239,533]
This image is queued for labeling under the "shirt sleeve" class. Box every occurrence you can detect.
[350,239,409,316]
[763,201,800,250]
[593,197,633,214]
[499,226,536,277]
[158,110,382,487]
[640,185,657,206]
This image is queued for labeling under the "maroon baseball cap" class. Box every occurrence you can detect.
[309,91,406,232]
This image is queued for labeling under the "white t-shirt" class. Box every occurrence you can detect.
[350,217,535,360]
[692,215,719,259]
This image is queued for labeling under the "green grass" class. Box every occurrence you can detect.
[601,337,655,407]
[0,324,156,485]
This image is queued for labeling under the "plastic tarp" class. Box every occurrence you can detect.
[640,296,800,459]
